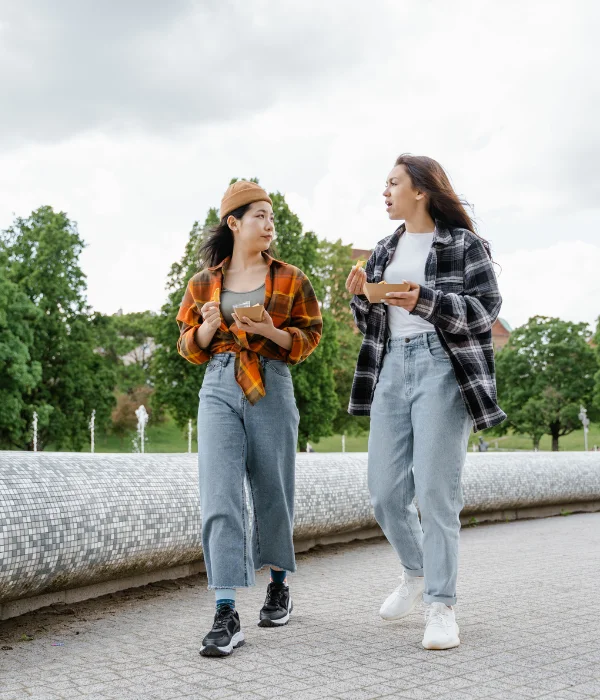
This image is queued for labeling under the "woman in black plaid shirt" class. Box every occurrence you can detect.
[346,154,504,650]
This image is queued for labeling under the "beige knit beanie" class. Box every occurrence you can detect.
[219,181,273,219]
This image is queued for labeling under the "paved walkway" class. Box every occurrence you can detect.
[1,513,600,700]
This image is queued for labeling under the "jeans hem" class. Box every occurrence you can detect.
[257,561,297,574]
[423,594,457,605]
[404,568,424,578]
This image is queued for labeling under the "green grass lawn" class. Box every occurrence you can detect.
[83,416,198,453]
[76,416,599,453]
[311,426,600,452]
[467,425,600,452]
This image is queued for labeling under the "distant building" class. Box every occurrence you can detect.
[492,318,512,351]
[121,338,156,367]
[351,248,372,262]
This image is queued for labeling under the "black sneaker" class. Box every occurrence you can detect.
[258,582,293,627]
[200,605,245,657]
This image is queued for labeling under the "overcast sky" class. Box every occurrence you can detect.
[1,0,598,330]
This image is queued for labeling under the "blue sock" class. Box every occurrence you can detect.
[215,588,236,610]
[270,569,287,585]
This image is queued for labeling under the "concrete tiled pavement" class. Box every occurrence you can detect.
[1,513,600,699]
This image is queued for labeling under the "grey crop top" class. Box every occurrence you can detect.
[220,284,266,326]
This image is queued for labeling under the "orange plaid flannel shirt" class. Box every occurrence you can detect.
[176,254,322,404]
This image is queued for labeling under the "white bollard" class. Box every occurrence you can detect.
[32,411,38,452]
[579,405,590,452]
[89,410,96,454]
[135,405,149,454]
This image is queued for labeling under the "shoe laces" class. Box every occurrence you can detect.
[213,604,235,630]
[425,603,453,628]
[264,583,287,609]
[393,571,411,598]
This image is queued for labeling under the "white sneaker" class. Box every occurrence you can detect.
[422,603,460,650]
[379,571,425,621]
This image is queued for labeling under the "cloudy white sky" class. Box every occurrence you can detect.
[1,0,598,330]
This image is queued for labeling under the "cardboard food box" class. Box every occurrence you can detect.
[363,281,410,303]
[233,303,265,322]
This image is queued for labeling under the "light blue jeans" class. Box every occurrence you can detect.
[197,353,299,589]
[368,333,472,605]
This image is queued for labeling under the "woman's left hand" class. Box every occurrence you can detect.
[384,281,420,313]
[232,308,276,338]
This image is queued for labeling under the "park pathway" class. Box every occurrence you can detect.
[1,514,600,699]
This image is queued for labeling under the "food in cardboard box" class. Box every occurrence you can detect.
[363,281,411,303]
[233,302,265,323]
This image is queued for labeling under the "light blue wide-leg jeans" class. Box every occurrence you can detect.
[197,353,299,589]
[368,333,472,605]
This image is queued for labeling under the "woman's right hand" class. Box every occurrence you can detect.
[200,301,221,332]
[196,301,221,349]
[345,266,367,295]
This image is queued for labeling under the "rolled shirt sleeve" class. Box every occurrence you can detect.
[411,238,502,336]
[349,252,374,335]
[282,272,323,365]
[176,280,211,365]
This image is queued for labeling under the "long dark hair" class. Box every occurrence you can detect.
[198,203,278,269]
[395,154,491,254]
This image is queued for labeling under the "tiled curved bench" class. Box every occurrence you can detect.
[1,451,599,618]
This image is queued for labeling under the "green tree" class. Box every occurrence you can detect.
[1,206,116,450]
[292,309,339,447]
[271,192,324,300]
[318,238,355,321]
[95,310,157,392]
[0,252,43,447]
[330,320,367,436]
[318,238,370,436]
[269,192,338,447]
[593,317,600,415]
[150,211,219,427]
[495,316,598,451]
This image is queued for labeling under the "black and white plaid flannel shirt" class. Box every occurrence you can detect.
[349,223,506,433]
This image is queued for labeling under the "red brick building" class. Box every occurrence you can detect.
[491,318,512,350]
[350,248,372,263]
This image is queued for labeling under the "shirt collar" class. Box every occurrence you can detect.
[384,224,405,252]
[433,222,453,246]
[208,251,284,272]
[386,221,453,251]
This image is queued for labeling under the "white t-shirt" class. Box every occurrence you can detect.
[384,231,435,338]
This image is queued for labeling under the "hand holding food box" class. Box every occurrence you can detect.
[347,259,410,302]
[363,280,411,303]
[232,301,265,322]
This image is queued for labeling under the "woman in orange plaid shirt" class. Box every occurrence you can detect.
[177,181,322,657]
